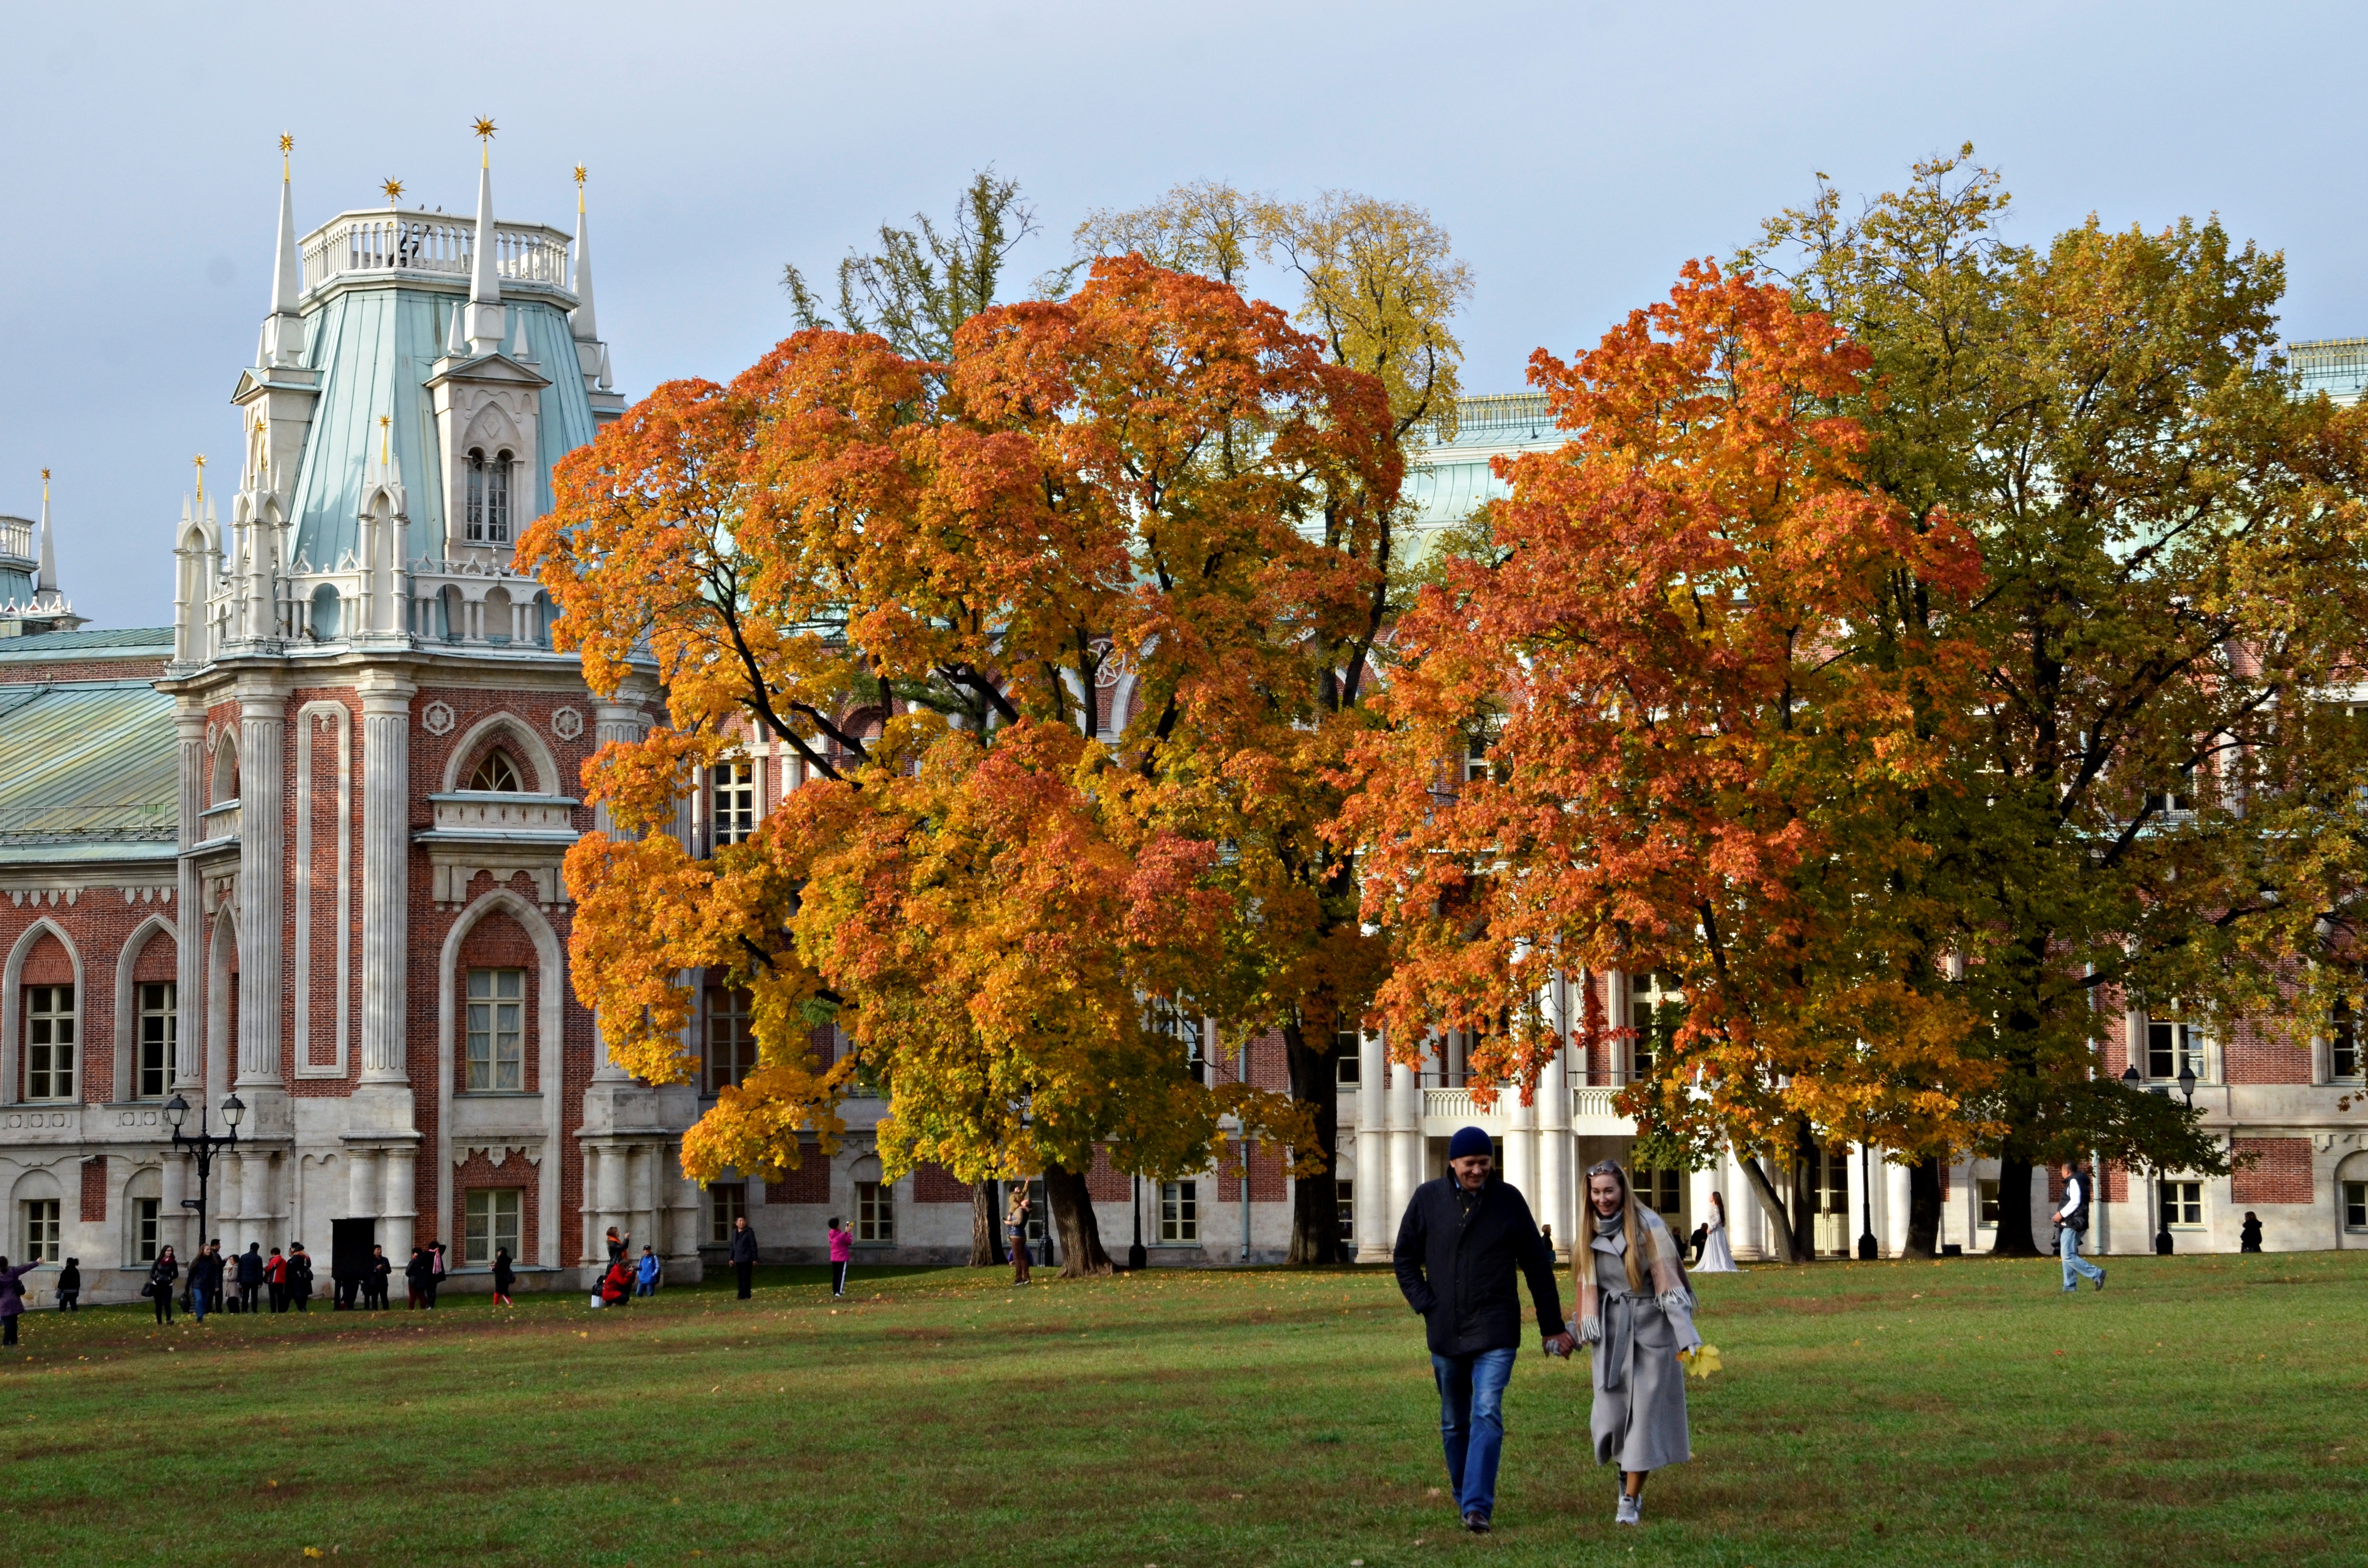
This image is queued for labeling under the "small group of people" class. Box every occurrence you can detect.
[720,1213,856,1302]
[136,1239,317,1323]
[1394,1127,1703,1533]
[594,1227,664,1308]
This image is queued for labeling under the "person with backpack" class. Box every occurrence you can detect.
[0,1255,43,1344]
[635,1245,660,1298]
[1575,1159,1701,1528]
[2052,1161,2104,1293]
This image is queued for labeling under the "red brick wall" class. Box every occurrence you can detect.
[0,899,181,1105]
[1218,1140,1287,1203]
[2230,1137,2314,1204]
[2224,1014,2313,1086]
[451,1148,540,1264]
[0,656,168,684]
[79,1156,106,1222]
[913,1163,970,1203]
[766,1141,829,1204]
[131,930,175,983]
[18,931,72,985]
[1085,1145,1129,1202]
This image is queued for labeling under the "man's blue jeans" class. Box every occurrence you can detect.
[189,1286,210,1322]
[2059,1225,2103,1290]
[1432,1347,1517,1519]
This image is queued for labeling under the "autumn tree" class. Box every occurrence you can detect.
[523,257,1400,1276]
[1073,184,1472,1259]
[1338,259,2000,1264]
[1745,148,2368,1254]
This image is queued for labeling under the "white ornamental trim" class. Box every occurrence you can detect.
[421,700,457,737]
[550,707,584,742]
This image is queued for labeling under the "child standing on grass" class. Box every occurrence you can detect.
[636,1245,660,1298]
[828,1218,853,1298]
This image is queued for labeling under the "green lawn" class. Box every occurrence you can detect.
[3,1250,2361,1566]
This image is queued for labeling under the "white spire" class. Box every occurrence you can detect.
[444,295,468,358]
[570,171,599,343]
[35,469,57,598]
[465,138,505,353]
[509,305,537,363]
[256,137,308,368]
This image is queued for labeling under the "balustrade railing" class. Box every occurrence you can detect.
[0,518,33,565]
[1415,1084,1634,1127]
[300,210,573,294]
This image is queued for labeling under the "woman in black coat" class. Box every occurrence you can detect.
[492,1249,516,1306]
[148,1248,180,1324]
[404,1247,433,1310]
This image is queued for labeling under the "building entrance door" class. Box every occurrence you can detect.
[331,1217,375,1309]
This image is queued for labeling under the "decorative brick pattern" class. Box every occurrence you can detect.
[1218,1139,1287,1203]
[451,1147,540,1264]
[0,657,168,685]
[765,1141,829,1204]
[2231,1137,2314,1204]
[79,1155,106,1223]
[913,1163,970,1203]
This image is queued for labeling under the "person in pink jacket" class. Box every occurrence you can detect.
[827,1217,853,1299]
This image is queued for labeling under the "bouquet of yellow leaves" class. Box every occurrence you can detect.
[1676,1344,1723,1379]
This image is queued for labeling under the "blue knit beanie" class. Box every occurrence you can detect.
[1447,1126,1492,1161]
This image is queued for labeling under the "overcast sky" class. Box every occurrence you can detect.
[5,1,2364,629]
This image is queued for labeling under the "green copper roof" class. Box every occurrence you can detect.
[0,679,177,855]
[284,289,601,571]
[0,626,172,656]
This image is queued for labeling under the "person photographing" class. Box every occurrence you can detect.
[1393,1126,1571,1535]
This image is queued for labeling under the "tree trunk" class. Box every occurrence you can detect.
[1789,1119,1820,1263]
[1283,1021,1342,1264]
[1903,1157,1942,1259]
[969,1180,1006,1267]
[1991,1155,2043,1256]
[1737,1155,1798,1264]
[1042,1163,1115,1276]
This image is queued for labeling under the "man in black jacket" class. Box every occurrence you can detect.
[1394,1126,1572,1534]
[728,1213,759,1299]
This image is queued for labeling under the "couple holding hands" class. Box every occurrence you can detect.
[1393,1126,1701,1533]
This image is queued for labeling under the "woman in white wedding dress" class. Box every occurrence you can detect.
[1694,1189,1739,1272]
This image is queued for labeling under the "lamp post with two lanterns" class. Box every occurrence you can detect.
[2121,1060,2196,1254]
[163,1090,244,1257]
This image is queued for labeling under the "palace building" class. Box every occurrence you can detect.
[2,156,2363,1303]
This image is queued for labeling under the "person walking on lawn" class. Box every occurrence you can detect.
[148,1247,179,1324]
[2053,1161,2105,1293]
[1393,1126,1572,1536]
[187,1241,225,1324]
[493,1248,517,1306]
[54,1257,80,1313]
[827,1218,853,1298]
[1577,1161,1702,1526]
[0,1255,42,1345]
[728,1214,758,1299]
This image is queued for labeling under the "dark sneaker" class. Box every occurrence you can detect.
[1463,1512,1491,1534]
[2094,1267,2106,1291]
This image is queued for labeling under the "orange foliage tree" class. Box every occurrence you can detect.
[1335,261,1991,1259]
[521,257,1400,1274]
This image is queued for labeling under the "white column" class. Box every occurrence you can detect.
[235,683,285,1087]
[630,1143,657,1248]
[1537,1029,1571,1261]
[1885,1158,1912,1254]
[1504,1072,1537,1215]
[358,679,414,1084]
[1388,1052,1420,1235]
[1355,1030,1389,1261]
[347,1147,381,1221]
[382,1148,416,1256]
[578,1144,602,1263]
[598,1140,630,1249]
[173,705,206,1090]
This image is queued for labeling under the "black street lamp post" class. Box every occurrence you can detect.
[1857,1141,1879,1261]
[164,1091,244,1258]
[1129,1175,1147,1272]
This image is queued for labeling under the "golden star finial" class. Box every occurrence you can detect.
[473,116,497,167]
[379,414,392,466]
[382,178,406,204]
[279,131,293,180]
[40,468,50,483]
[193,453,207,503]
[574,163,587,212]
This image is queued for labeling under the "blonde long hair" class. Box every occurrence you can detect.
[1586,1160,1649,1292]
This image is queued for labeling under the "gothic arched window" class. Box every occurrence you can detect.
[487,449,512,543]
[466,448,488,542]
[469,749,524,792]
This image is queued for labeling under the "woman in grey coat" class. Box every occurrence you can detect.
[1574,1161,1701,1527]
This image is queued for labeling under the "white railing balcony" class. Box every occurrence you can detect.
[0,517,32,567]
[300,209,574,297]
[197,799,241,845]
[1417,1083,1636,1130]
[428,794,578,835]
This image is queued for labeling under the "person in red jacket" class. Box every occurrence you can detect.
[599,1256,632,1308]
